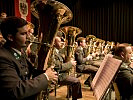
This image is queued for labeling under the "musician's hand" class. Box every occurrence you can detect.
[39,0,48,4]
[130,61,133,68]
[70,59,77,66]
[92,53,96,58]
[86,55,93,60]
[45,67,58,84]
[26,43,32,56]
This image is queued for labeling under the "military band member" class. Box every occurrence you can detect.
[53,36,82,100]
[112,43,133,100]
[0,16,58,100]
[75,37,98,86]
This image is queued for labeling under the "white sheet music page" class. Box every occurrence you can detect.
[91,54,122,100]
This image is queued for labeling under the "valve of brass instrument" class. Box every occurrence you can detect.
[56,8,66,23]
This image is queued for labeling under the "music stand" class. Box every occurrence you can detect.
[91,54,122,100]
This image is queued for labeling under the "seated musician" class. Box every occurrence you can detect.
[75,37,99,86]
[53,35,82,100]
[0,16,58,99]
[112,43,133,100]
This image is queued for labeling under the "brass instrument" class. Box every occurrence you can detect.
[110,41,115,49]
[101,40,105,54]
[93,39,106,59]
[60,26,82,76]
[92,38,99,53]
[60,26,82,61]
[86,35,96,55]
[103,41,112,55]
[96,39,102,52]
[31,0,73,70]
[31,0,73,99]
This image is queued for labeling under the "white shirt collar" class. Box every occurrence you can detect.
[12,48,22,56]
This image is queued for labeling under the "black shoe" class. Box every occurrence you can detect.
[84,77,92,86]
[84,81,91,86]
[66,90,72,98]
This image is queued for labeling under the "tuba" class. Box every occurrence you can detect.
[60,26,82,76]
[31,0,73,70]
[31,0,73,99]
[86,35,96,55]
[60,26,82,62]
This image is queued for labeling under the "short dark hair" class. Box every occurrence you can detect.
[112,43,130,56]
[76,37,86,45]
[0,12,7,17]
[0,16,28,40]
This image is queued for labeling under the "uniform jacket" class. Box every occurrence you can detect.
[75,46,100,73]
[116,62,133,100]
[53,48,72,81]
[75,46,90,72]
[75,46,88,65]
[0,46,48,100]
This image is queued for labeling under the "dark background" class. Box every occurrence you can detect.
[1,0,133,44]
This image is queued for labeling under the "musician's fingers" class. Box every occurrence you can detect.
[51,80,57,85]
[53,77,58,81]
[53,72,58,79]
[39,0,48,4]
[50,76,58,84]
[74,61,77,65]
[50,65,55,69]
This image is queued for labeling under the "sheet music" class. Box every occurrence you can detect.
[91,54,122,100]
[91,54,113,89]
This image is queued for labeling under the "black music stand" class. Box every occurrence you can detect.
[91,54,122,100]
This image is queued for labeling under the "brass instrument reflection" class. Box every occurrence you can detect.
[86,35,116,60]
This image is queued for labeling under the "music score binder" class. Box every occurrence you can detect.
[91,54,122,100]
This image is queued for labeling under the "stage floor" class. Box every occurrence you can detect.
[49,74,96,100]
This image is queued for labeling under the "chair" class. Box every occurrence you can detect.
[113,82,121,100]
